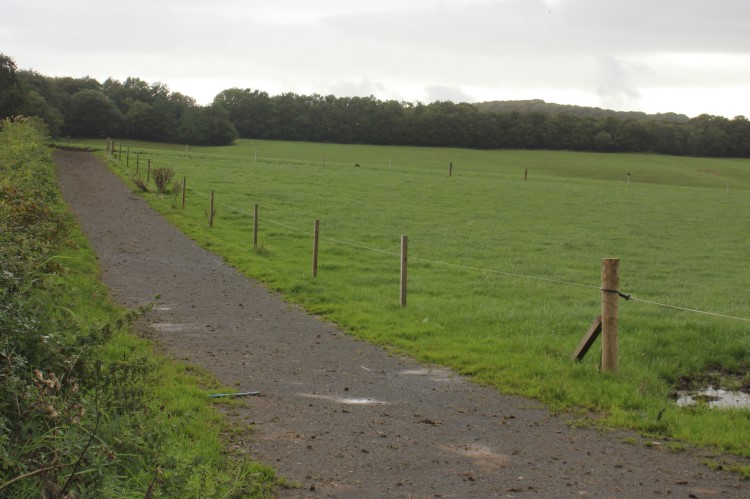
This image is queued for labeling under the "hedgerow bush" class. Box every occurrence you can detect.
[0,118,275,497]
[0,117,132,496]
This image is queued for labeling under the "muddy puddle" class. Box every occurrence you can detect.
[297,393,389,405]
[675,387,750,409]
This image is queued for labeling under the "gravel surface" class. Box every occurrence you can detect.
[55,150,748,498]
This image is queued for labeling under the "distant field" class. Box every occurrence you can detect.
[69,138,750,458]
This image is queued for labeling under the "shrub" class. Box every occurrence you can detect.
[153,166,175,193]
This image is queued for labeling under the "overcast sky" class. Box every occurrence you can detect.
[4,0,750,118]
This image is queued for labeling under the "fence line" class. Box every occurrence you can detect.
[182,187,750,325]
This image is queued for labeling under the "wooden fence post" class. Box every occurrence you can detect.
[400,235,408,307]
[126,147,130,168]
[181,177,186,209]
[601,258,620,373]
[136,153,140,174]
[449,162,453,176]
[209,190,215,227]
[119,142,122,160]
[147,159,151,185]
[312,220,320,278]
[253,203,259,250]
[524,168,528,181]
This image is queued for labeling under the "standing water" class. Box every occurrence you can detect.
[675,387,750,409]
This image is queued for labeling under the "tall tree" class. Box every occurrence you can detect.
[19,90,64,137]
[0,53,27,119]
[64,89,124,138]
[179,104,238,146]
[213,88,275,139]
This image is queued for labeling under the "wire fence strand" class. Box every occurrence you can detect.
[187,188,208,199]
[410,256,601,292]
[320,236,401,257]
[627,296,750,323]
[259,217,310,235]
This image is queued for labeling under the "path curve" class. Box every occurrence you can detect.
[55,150,747,498]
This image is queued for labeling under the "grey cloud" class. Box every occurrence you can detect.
[320,0,750,56]
[595,55,649,110]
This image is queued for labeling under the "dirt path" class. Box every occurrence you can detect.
[55,150,748,498]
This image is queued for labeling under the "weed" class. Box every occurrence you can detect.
[255,244,271,257]
[134,176,149,192]
[153,166,175,194]
[171,179,183,208]
[667,442,688,453]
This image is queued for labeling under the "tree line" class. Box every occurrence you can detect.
[1,53,238,146]
[212,89,750,157]
[2,53,749,157]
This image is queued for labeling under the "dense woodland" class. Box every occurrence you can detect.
[2,53,750,157]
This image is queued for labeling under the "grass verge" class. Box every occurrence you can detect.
[1,122,276,497]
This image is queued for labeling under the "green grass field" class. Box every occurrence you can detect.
[75,138,750,459]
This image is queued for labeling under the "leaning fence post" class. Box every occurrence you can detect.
[601,258,620,373]
[400,235,408,307]
[253,204,259,250]
[209,190,215,227]
[312,220,320,278]
[181,177,186,209]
